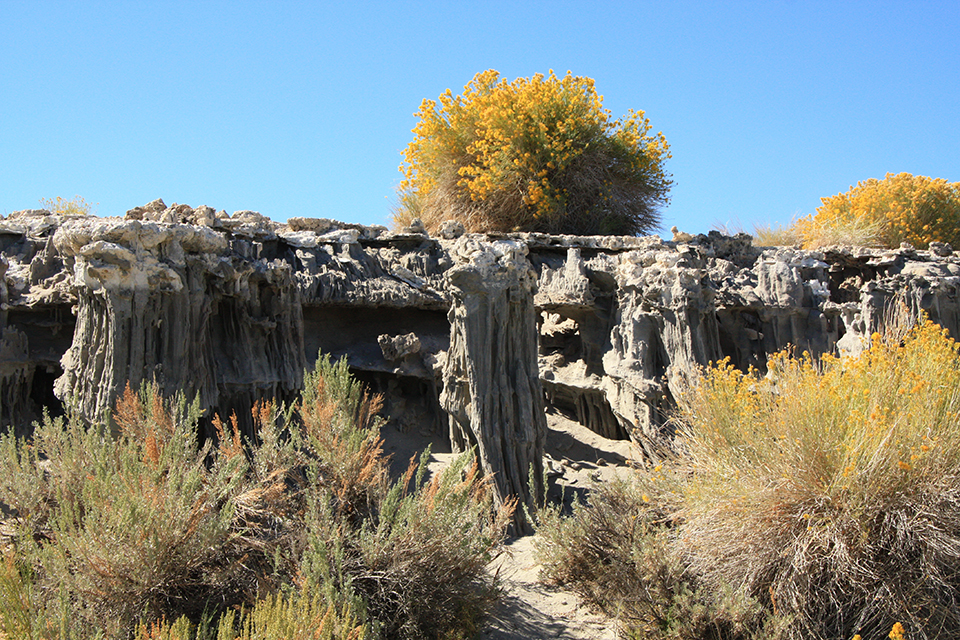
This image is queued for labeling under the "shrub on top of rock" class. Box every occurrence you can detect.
[793,172,960,249]
[40,195,95,216]
[396,70,672,237]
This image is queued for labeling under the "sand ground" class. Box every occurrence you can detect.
[380,407,640,640]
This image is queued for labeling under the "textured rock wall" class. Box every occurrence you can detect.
[46,218,304,439]
[440,237,546,533]
[3,202,960,510]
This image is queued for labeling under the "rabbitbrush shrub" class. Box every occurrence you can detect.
[396,69,672,236]
[792,172,960,249]
[539,316,960,640]
[673,316,960,639]
[0,355,509,640]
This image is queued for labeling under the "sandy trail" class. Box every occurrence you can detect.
[380,408,638,640]
[481,534,618,640]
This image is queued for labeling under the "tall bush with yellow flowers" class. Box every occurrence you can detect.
[396,70,672,236]
[793,172,960,249]
[673,317,960,639]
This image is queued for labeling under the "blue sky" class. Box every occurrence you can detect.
[2,1,958,236]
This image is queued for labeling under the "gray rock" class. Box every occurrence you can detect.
[402,218,426,234]
[287,217,334,233]
[930,241,954,257]
[9,209,52,219]
[438,220,465,239]
[440,238,546,534]
[5,206,960,525]
[191,206,216,227]
[378,332,421,361]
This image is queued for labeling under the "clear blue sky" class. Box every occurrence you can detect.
[3,1,958,236]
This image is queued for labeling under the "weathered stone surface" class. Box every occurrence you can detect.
[378,332,421,361]
[440,237,546,534]
[5,202,960,517]
[437,220,465,240]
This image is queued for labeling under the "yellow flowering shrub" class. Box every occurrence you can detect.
[396,70,672,236]
[675,316,960,639]
[536,313,960,638]
[793,172,960,249]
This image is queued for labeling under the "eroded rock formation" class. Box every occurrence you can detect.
[440,237,546,534]
[3,201,960,518]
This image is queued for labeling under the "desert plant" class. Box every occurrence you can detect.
[793,172,960,249]
[536,477,789,640]
[0,383,247,638]
[300,444,513,640]
[218,355,514,640]
[673,316,960,639]
[750,221,801,247]
[129,581,370,640]
[396,69,672,236]
[539,315,960,639]
[0,355,509,639]
[293,355,389,523]
[212,583,369,640]
[39,195,95,216]
[353,450,512,639]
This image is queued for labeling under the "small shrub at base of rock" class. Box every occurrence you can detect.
[0,355,507,640]
[535,477,790,640]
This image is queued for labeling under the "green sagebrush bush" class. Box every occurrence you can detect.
[396,69,672,236]
[0,355,511,640]
[537,316,960,640]
[0,386,244,638]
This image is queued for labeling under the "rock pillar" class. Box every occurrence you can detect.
[51,219,304,433]
[440,237,546,534]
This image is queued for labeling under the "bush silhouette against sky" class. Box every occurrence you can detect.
[793,172,960,249]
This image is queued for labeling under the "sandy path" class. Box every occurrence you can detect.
[380,408,638,640]
[480,534,618,640]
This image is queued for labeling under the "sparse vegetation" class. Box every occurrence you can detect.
[750,220,801,247]
[396,69,672,236]
[39,195,96,216]
[538,314,960,639]
[0,356,510,640]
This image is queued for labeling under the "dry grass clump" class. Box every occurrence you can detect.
[538,314,960,639]
[39,195,96,216]
[751,216,884,248]
[749,220,800,247]
[0,355,510,640]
